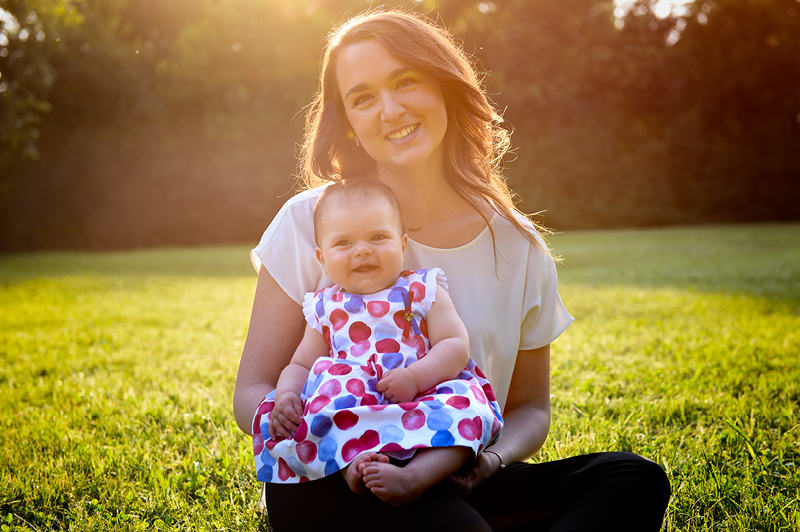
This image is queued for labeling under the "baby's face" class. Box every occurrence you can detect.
[315,199,407,294]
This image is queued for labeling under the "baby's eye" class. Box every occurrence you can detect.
[371,234,386,241]
[334,240,350,247]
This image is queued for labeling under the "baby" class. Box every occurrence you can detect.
[252,178,503,506]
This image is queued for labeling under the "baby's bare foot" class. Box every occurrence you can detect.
[343,452,389,494]
[362,461,426,507]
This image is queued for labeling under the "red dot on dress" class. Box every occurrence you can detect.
[367,301,390,317]
[401,409,426,430]
[409,282,426,303]
[349,321,372,343]
[334,410,359,430]
[330,309,349,331]
[346,378,366,397]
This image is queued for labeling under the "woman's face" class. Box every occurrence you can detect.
[336,39,448,178]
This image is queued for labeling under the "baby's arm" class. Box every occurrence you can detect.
[268,325,330,440]
[377,285,469,403]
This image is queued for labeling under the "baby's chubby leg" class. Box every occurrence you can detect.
[362,447,472,507]
[342,452,391,494]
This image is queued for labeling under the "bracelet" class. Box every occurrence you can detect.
[484,449,506,469]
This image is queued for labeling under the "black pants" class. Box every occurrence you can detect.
[264,452,671,532]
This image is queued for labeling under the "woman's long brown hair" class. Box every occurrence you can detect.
[299,8,551,256]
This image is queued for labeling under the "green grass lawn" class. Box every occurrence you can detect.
[1,223,798,531]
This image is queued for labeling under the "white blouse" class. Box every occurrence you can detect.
[251,186,573,410]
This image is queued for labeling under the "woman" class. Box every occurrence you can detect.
[233,8,670,532]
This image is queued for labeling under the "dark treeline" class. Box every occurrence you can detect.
[0,0,798,251]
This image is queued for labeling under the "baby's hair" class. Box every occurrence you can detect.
[313,178,406,245]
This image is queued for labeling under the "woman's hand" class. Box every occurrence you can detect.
[268,392,304,440]
[448,450,503,496]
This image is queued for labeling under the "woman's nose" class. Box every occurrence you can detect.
[380,93,405,122]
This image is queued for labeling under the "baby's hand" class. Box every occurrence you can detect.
[268,392,304,441]
[376,368,418,403]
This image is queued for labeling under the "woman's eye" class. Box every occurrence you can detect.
[352,94,372,106]
[396,77,416,89]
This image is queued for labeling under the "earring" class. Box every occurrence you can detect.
[355,137,360,147]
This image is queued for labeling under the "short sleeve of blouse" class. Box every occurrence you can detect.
[250,187,328,305]
[518,233,573,351]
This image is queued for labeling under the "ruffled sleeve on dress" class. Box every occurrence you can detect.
[302,290,323,334]
[433,267,448,293]
[417,267,448,315]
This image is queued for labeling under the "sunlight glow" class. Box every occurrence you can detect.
[0,8,20,34]
[613,0,696,45]
[614,0,695,20]
[478,2,497,14]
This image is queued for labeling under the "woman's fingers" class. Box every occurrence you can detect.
[448,472,473,497]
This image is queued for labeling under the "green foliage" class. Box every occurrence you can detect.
[1,224,799,529]
[160,0,325,138]
[0,0,82,161]
[0,0,799,248]
[454,0,800,229]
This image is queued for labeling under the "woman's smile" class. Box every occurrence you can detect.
[386,123,419,141]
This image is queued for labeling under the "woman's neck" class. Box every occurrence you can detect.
[377,169,450,224]
[376,168,488,249]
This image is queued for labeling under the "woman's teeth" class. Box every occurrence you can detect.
[387,124,418,140]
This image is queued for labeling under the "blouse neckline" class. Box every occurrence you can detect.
[407,213,495,252]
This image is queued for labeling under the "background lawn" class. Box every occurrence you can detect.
[1,223,798,531]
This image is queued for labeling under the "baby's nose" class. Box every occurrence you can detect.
[354,244,372,256]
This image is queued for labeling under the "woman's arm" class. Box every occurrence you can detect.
[232,264,307,435]
[451,344,551,493]
[275,325,331,398]
[377,286,470,402]
[487,344,551,462]
[269,325,331,440]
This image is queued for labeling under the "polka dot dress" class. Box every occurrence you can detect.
[252,268,504,484]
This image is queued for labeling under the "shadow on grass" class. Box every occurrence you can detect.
[0,244,257,281]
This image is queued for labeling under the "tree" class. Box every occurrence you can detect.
[0,0,82,162]
[449,0,800,227]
